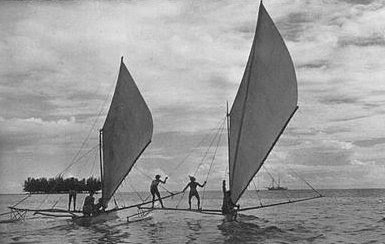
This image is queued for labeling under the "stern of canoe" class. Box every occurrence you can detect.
[72,211,118,226]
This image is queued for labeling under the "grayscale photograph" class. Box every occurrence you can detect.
[1,0,384,243]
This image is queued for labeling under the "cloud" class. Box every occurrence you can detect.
[353,137,385,147]
[287,140,354,167]
[1,0,385,193]
[338,33,385,47]
[319,95,360,105]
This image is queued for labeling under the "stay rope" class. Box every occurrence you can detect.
[133,167,174,195]
[126,179,145,202]
[287,167,323,196]
[257,164,323,207]
[251,179,263,206]
[201,121,226,208]
[262,166,291,201]
[193,118,226,176]
[58,68,116,177]
[11,194,31,208]
[57,144,98,177]
[175,118,226,209]
[167,116,227,179]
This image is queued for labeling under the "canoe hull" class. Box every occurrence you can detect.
[72,211,118,226]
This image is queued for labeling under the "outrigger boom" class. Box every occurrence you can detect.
[139,194,323,216]
[139,207,223,216]
[7,191,183,219]
[105,191,183,213]
[237,195,323,212]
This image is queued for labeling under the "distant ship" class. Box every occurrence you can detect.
[267,178,288,191]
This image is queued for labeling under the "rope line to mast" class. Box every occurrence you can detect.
[127,180,145,202]
[262,166,291,201]
[251,179,263,206]
[58,69,116,177]
[11,194,31,208]
[167,116,227,179]
[201,121,225,208]
[133,167,174,195]
[287,167,323,196]
[176,118,225,209]
[57,144,99,177]
[193,118,226,176]
[88,146,99,177]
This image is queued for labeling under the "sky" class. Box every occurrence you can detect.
[1,0,385,194]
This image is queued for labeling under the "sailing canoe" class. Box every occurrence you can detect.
[228,2,298,204]
[71,57,153,224]
[100,57,153,207]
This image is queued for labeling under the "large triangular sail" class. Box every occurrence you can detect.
[101,58,153,204]
[228,3,298,204]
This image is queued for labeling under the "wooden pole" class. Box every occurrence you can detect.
[99,129,103,192]
[226,101,230,182]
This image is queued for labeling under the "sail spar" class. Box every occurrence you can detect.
[229,3,298,204]
[102,58,153,204]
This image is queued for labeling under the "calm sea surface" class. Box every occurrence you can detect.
[1,189,385,243]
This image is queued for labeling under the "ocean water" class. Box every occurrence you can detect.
[1,189,385,243]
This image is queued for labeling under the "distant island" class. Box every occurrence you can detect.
[23,176,101,194]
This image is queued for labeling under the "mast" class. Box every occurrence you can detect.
[226,101,230,182]
[99,129,103,192]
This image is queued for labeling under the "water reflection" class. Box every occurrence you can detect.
[186,220,202,243]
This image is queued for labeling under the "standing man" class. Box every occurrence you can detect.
[182,176,206,210]
[68,187,77,211]
[150,175,168,208]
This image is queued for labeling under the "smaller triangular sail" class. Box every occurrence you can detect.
[229,3,298,204]
[102,58,153,204]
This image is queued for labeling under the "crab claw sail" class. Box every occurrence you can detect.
[101,58,153,205]
[228,3,298,204]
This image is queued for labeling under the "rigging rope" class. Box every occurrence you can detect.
[167,116,227,179]
[193,118,226,176]
[57,144,98,177]
[11,193,31,208]
[176,118,226,209]
[262,165,291,201]
[262,165,277,186]
[58,71,116,177]
[88,146,99,177]
[127,180,145,202]
[251,179,263,206]
[201,122,225,208]
[287,167,323,196]
[223,165,228,180]
[51,195,63,209]
[23,64,122,213]
[133,167,174,195]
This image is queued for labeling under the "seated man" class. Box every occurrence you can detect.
[82,191,95,216]
[221,180,239,220]
[94,198,106,214]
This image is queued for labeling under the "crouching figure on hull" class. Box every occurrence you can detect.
[94,198,107,215]
[82,191,95,216]
[221,180,239,221]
